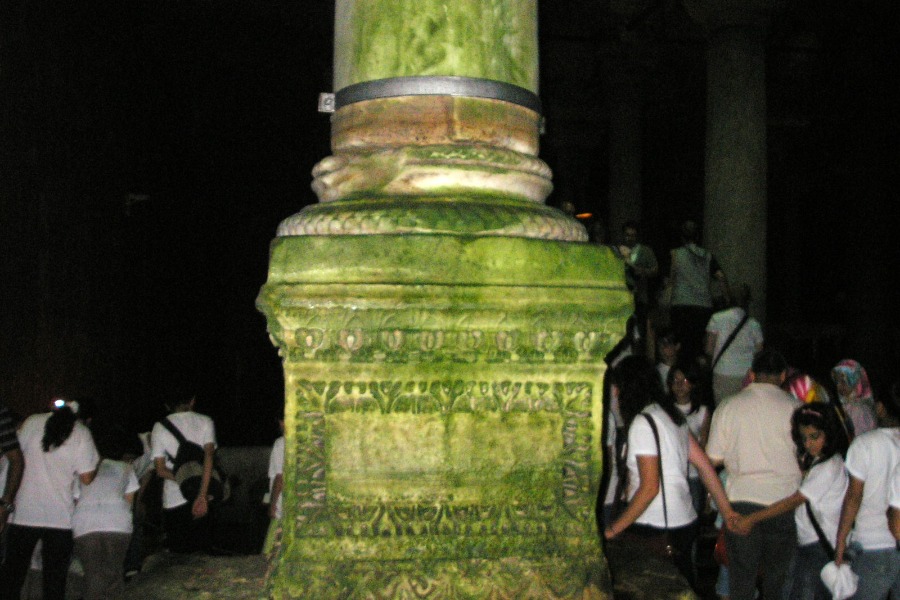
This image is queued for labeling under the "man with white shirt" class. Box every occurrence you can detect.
[706,349,801,600]
[151,395,216,554]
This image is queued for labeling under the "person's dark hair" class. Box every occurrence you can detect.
[791,402,850,470]
[611,355,681,428]
[42,405,78,452]
[73,396,97,424]
[92,425,142,461]
[680,220,699,243]
[622,220,639,234]
[666,360,703,415]
[751,349,788,377]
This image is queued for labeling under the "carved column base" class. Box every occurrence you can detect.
[267,557,611,599]
[257,235,629,599]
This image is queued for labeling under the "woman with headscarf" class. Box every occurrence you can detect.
[832,359,877,438]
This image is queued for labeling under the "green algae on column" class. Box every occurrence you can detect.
[334,0,538,92]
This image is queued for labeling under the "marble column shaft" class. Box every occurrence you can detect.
[704,24,768,321]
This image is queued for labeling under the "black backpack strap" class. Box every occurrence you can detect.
[160,417,188,463]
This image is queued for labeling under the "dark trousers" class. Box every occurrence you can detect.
[163,503,211,554]
[0,524,73,600]
[626,520,699,590]
[726,502,797,600]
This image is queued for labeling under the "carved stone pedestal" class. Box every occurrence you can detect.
[257,235,628,598]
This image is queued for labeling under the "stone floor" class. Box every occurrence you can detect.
[122,552,268,599]
[113,542,721,600]
[114,547,717,600]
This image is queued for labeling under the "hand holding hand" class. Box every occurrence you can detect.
[727,514,753,536]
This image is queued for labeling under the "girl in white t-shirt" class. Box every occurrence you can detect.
[666,361,711,517]
[729,402,850,600]
[4,400,99,600]
[73,428,140,600]
[603,355,735,590]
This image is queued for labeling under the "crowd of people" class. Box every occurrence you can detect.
[602,219,900,599]
[0,218,896,600]
[0,395,285,600]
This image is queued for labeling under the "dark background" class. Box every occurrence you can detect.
[1,0,897,444]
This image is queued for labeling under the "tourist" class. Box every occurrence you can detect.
[706,349,801,600]
[728,402,850,600]
[666,361,711,517]
[655,327,681,388]
[618,221,658,341]
[2,398,99,600]
[831,358,877,438]
[705,284,763,406]
[0,403,24,566]
[667,219,730,363]
[834,380,900,599]
[267,419,284,522]
[72,426,140,600]
[151,394,217,554]
[603,355,735,590]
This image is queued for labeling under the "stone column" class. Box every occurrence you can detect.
[685,1,777,322]
[257,1,629,598]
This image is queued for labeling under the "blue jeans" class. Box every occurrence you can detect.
[787,543,830,600]
[849,543,900,600]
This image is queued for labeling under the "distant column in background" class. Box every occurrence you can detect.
[685,2,776,324]
[603,44,647,240]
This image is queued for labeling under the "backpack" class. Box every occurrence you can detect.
[160,417,230,503]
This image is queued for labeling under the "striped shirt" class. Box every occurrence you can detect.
[1,404,20,454]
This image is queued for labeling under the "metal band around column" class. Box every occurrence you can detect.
[325,76,542,114]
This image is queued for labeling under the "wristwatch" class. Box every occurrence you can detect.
[0,499,14,513]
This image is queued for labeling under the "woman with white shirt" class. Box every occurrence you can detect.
[604,355,735,590]
[2,399,99,600]
[72,427,140,600]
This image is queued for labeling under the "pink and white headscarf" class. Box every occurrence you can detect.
[831,359,874,402]
[832,359,877,436]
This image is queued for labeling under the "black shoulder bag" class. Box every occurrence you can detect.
[616,414,678,560]
[160,418,230,503]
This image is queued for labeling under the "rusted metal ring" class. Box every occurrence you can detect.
[332,76,542,114]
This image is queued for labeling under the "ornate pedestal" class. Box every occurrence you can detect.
[258,235,628,598]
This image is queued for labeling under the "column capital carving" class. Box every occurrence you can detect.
[683,0,788,35]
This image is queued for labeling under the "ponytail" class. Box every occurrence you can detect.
[42,406,77,451]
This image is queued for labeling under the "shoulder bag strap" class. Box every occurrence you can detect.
[804,501,836,560]
[712,311,750,370]
[642,414,668,531]
[160,417,188,463]
[160,417,188,446]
